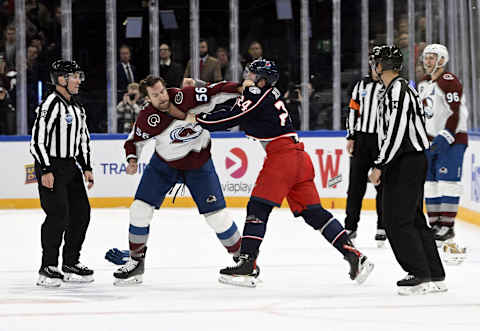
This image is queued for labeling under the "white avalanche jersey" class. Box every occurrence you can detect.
[417,72,468,144]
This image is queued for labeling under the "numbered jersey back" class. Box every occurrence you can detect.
[236,85,296,140]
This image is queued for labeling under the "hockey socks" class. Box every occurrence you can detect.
[129,224,149,258]
[301,206,352,256]
[204,209,242,256]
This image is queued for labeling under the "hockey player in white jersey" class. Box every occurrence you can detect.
[418,44,468,263]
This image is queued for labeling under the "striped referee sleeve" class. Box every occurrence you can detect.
[76,110,92,171]
[346,81,361,139]
[375,81,409,167]
[30,95,59,172]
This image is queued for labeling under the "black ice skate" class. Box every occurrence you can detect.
[434,226,455,246]
[219,253,260,287]
[113,257,145,286]
[343,245,374,285]
[37,266,64,288]
[62,263,94,283]
[375,229,387,248]
[233,255,260,278]
[396,274,434,296]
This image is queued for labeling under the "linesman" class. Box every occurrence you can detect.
[368,45,445,295]
[345,54,385,246]
[30,60,95,287]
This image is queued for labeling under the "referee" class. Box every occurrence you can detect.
[345,52,385,246]
[368,45,445,295]
[30,60,94,287]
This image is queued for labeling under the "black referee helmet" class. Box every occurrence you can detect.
[370,45,403,72]
[50,59,85,85]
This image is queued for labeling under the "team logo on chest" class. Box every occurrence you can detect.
[175,91,184,104]
[147,114,161,127]
[169,123,203,144]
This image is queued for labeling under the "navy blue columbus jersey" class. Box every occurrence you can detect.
[196,85,297,141]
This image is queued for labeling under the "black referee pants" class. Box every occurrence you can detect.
[345,133,383,232]
[383,151,445,279]
[35,158,91,268]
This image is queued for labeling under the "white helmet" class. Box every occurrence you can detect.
[423,44,449,74]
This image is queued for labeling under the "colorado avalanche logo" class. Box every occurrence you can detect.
[423,97,434,119]
[147,114,161,127]
[170,124,203,144]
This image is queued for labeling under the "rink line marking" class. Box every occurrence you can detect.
[1,303,480,318]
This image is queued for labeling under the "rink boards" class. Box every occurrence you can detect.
[0,131,479,225]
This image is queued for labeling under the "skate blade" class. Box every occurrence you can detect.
[431,281,448,293]
[113,275,143,286]
[397,282,433,296]
[36,276,62,288]
[63,273,94,283]
[218,275,258,288]
[355,260,374,285]
[376,240,386,248]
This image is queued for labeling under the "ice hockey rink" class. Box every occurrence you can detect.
[1,208,479,331]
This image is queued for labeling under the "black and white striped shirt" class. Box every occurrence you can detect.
[374,76,430,169]
[346,77,383,139]
[30,91,92,173]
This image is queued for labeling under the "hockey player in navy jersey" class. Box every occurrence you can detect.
[108,75,255,285]
[195,59,374,287]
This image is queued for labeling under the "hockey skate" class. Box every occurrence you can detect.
[375,229,387,248]
[37,266,64,288]
[343,245,374,285]
[62,263,94,283]
[430,276,448,293]
[219,253,260,288]
[434,226,455,247]
[396,274,434,296]
[113,257,145,286]
[441,241,467,265]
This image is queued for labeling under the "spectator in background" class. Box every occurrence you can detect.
[0,83,15,135]
[184,39,222,83]
[27,45,41,130]
[46,5,61,58]
[284,82,321,130]
[1,25,16,69]
[117,44,137,97]
[116,82,143,133]
[216,47,241,81]
[242,41,263,79]
[159,43,183,88]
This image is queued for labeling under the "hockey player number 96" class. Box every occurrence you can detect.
[274,100,289,126]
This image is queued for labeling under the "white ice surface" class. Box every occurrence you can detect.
[1,208,479,331]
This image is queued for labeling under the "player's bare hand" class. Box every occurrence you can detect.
[346,139,354,156]
[242,80,255,88]
[41,173,54,189]
[126,159,138,175]
[182,78,195,87]
[84,171,94,190]
[369,168,381,186]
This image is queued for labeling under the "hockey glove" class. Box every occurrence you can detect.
[430,129,454,155]
[105,248,130,265]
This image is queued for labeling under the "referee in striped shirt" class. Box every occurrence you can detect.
[30,60,95,287]
[344,61,385,246]
[368,45,445,294]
